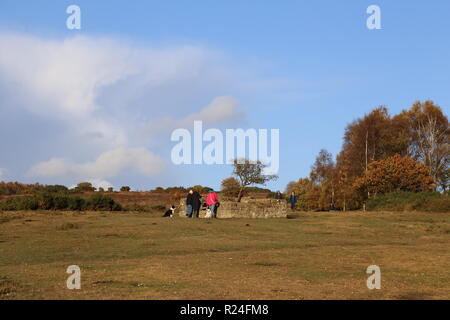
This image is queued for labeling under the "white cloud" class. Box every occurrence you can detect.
[0,32,269,187]
[28,147,165,180]
[0,32,233,149]
[0,33,219,117]
[143,96,246,137]
[0,34,123,117]
[88,179,115,190]
[185,96,245,123]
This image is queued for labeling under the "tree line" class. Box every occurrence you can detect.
[285,100,449,211]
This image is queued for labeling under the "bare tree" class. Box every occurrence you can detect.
[232,159,278,202]
[416,115,449,184]
[408,101,449,190]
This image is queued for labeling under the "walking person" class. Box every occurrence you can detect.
[191,190,202,218]
[186,190,194,217]
[205,190,219,218]
[289,191,297,211]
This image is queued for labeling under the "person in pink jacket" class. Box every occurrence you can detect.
[205,190,219,218]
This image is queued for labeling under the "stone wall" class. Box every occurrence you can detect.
[178,198,288,219]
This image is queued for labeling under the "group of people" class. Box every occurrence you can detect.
[162,189,220,218]
[163,189,297,218]
[186,189,219,218]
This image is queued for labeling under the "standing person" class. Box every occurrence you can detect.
[289,192,297,211]
[191,190,202,218]
[186,190,194,217]
[205,190,219,218]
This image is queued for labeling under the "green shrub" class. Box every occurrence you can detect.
[367,191,449,212]
[86,194,122,211]
[67,196,86,211]
[19,196,39,210]
[40,185,69,194]
[0,199,11,210]
[53,195,69,210]
[0,193,122,211]
[0,196,39,210]
[39,193,56,210]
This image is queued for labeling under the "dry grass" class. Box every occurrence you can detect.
[0,210,449,299]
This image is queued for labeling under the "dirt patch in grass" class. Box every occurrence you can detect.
[395,291,435,300]
[253,262,281,267]
[56,222,79,230]
[0,276,19,298]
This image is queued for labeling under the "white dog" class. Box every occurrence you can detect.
[204,208,212,219]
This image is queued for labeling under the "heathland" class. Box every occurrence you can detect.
[1,209,449,300]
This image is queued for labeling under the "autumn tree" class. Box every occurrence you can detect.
[232,159,278,202]
[285,178,318,211]
[310,149,337,210]
[342,107,393,178]
[406,101,449,190]
[190,185,213,194]
[335,152,360,211]
[74,182,95,192]
[221,177,241,198]
[291,102,448,210]
[353,154,435,197]
[335,106,416,209]
[0,182,44,195]
[120,186,131,192]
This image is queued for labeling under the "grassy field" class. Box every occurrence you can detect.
[0,210,449,300]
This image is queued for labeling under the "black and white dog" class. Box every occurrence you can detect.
[163,205,176,217]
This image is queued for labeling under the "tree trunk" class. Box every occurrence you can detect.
[365,130,370,201]
[237,187,244,202]
[343,194,346,212]
[365,130,368,172]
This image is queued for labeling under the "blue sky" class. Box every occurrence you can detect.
[0,0,449,191]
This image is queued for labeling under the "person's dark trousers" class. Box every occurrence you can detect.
[211,204,218,218]
[192,203,200,218]
[291,202,296,211]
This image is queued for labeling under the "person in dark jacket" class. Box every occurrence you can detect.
[191,191,202,218]
[186,190,194,217]
[289,192,297,211]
